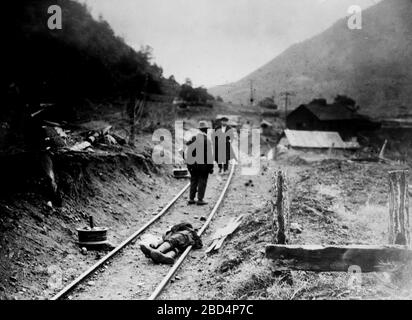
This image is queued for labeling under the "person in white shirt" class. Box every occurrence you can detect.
[213,117,235,174]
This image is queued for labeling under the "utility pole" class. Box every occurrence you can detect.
[250,80,256,107]
[280,91,296,127]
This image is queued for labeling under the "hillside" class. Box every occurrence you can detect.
[209,0,412,118]
[4,0,173,101]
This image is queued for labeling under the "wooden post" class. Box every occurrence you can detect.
[89,216,94,229]
[379,140,388,159]
[127,97,137,147]
[272,170,290,244]
[388,170,410,247]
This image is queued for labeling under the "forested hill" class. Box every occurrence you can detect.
[209,0,412,118]
[4,0,178,105]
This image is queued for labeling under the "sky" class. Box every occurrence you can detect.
[79,0,381,87]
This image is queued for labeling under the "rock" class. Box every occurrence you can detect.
[200,216,207,222]
[80,247,88,255]
[175,276,181,281]
[87,281,95,286]
[10,276,18,283]
[102,242,116,251]
[0,286,5,292]
[244,180,253,187]
[342,225,349,230]
[290,223,303,234]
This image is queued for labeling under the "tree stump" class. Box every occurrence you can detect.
[388,170,410,247]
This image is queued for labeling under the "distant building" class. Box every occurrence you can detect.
[260,120,274,136]
[286,100,380,138]
[215,115,242,129]
[280,129,360,150]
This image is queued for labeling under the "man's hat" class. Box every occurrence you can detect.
[218,116,229,121]
[198,120,210,129]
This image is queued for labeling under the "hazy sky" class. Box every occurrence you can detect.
[79,0,381,87]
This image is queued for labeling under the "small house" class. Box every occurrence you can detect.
[286,100,380,138]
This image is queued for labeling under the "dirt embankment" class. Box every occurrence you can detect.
[0,148,185,300]
[164,156,412,300]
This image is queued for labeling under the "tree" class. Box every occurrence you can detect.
[140,45,154,62]
[334,95,359,111]
[309,98,327,106]
[334,95,356,107]
[258,97,277,109]
[179,83,214,104]
[184,78,193,87]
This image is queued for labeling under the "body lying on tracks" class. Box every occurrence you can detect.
[140,223,202,264]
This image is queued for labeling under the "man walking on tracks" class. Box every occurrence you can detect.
[213,117,235,175]
[185,120,214,206]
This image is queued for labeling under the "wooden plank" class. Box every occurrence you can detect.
[211,217,236,240]
[266,244,412,272]
[211,215,243,240]
[205,239,218,253]
[388,170,410,246]
[379,139,388,159]
[215,220,243,250]
[207,215,243,252]
[69,141,91,151]
[214,237,226,250]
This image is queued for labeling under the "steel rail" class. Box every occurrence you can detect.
[148,164,236,300]
[51,182,190,300]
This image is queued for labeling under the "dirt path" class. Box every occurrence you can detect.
[159,164,271,299]
[70,173,229,300]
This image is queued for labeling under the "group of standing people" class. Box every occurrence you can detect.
[185,117,235,206]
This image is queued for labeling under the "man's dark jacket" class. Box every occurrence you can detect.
[213,125,235,164]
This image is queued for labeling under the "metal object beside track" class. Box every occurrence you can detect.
[51,182,190,300]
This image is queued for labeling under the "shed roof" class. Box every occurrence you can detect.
[304,103,365,121]
[260,120,273,128]
[284,129,359,149]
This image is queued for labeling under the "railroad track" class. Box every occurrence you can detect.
[51,164,235,300]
